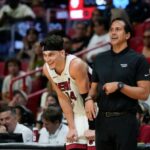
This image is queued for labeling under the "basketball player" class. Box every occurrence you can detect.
[41,34,96,149]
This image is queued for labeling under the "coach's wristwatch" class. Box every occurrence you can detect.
[117,82,125,91]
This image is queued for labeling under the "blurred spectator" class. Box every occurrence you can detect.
[31,0,43,6]
[0,0,6,8]
[37,92,59,122]
[15,105,35,128]
[133,28,150,63]
[37,82,53,108]
[129,36,144,54]
[103,0,115,20]
[129,19,150,52]
[111,8,130,23]
[71,22,90,54]
[43,0,68,9]
[31,0,47,40]
[38,105,68,145]
[28,41,44,71]
[142,28,150,64]
[8,89,35,128]
[39,83,54,109]
[8,90,28,107]
[86,8,104,39]
[83,17,111,64]
[0,106,33,143]
[0,0,35,60]
[17,28,39,60]
[35,120,43,131]
[40,92,59,109]
[126,0,150,24]
[2,58,32,102]
[27,41,47,94]
[44,93,59,108]
[91,8,104,24]
[31,0,45,18]
[21,0,33,6]
[63,35,73,54]
[0,77,3,100]
[137,102,150,143]
[0,0,35,26]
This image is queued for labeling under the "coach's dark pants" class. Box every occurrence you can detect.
[96,113,138,150]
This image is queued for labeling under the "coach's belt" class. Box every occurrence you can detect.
[100,111,127,117]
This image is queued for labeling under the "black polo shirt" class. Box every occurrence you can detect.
[92,47,150,112]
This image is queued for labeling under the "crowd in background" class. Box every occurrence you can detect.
[0,0,150,146]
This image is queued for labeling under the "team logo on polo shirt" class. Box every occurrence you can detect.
[144,69,150,77]
[144,74,150,77]
[120,64,128,67]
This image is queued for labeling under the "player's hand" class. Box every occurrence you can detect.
[66,128,78,143]
[84,129,95,141]
[85,100,96,121]
[103,82,118,95]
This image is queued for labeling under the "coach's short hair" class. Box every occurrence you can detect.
[110,17,133,38]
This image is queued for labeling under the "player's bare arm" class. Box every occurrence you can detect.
[69,58,90,94]
[43,64,78,142]
[85,82,98,120]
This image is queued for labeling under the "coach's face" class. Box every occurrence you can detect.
[109,20,130,47]
[43,50,65,69]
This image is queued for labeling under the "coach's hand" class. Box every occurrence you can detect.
[103,82,118,95]
[67,128,78,143]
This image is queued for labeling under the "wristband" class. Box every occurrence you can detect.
[85,95,93,102]
[81,93,88,102]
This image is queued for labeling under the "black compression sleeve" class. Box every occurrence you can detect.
[81,93,96,129]
[81,93,88,103]
[88,119,95,130]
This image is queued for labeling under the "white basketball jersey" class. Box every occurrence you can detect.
[45,54,86,115]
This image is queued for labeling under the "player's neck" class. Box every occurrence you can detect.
[55,58,66,75]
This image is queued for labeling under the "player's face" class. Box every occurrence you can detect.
[43,50,65,69]
[109,20,130,47]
